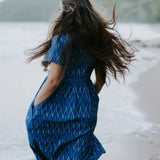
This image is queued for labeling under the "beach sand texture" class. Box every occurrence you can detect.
[100,59,160,160]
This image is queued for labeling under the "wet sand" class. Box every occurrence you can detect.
[100,58,160,160]
[130,61,160,124]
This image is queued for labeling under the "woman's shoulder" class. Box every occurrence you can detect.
[52,33,70,42]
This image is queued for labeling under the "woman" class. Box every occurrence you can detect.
[25,0,137,159]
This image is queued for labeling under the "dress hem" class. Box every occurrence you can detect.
[91,149,106,160]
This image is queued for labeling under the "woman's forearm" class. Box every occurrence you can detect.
[93,82,104,94]
[34,79,58,107]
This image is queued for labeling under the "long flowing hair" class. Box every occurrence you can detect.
[25,0,138,89]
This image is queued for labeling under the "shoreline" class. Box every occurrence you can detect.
[129,61,160,124]
[100,48,160,160]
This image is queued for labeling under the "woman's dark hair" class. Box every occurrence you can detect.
[25,0,138,92]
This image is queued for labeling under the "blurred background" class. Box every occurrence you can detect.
[0,0,160,160]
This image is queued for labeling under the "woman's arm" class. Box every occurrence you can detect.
[93,64,106,94]
[34,62,63,107]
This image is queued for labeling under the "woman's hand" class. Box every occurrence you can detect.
[34,98,42,107]
[33,80,58,108]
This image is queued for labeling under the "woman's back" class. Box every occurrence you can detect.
[35,33,100,121]
[46,33,94,80]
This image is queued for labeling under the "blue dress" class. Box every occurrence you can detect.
[25,33,106,160]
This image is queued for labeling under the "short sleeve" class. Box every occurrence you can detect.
[45,34,68,66]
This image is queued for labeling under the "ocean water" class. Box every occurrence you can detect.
[0,22,160,160]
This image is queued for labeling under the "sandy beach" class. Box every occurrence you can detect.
[131,61,160,124]
[100,49,160,160]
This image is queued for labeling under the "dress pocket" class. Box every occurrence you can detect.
[31,96,51,119]
[33,94,53,109]
[33,98,44,108]
[31,98,43,117]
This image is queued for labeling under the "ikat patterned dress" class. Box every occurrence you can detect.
[25,33,106,160]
